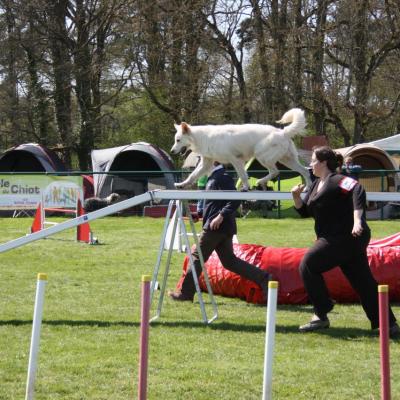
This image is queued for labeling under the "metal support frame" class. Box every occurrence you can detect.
[150,200,218,324]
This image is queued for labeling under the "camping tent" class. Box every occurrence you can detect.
[369,134,400,167]
[370,134,400,155]
[336,144,399,192]
[336,144,400,219]
[0,143,94,200]
[91,142,176,199]
[0,143,66,172]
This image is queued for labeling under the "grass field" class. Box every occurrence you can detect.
[0,215,399,399]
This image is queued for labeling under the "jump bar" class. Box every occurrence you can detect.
[154,190,400,202]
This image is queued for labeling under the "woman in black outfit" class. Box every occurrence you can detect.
[291,146,399,336]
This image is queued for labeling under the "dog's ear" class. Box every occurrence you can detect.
[181,122,190,134]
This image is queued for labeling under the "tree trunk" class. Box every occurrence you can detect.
[47,0,73,167]
[74,0,94,170]
[352,0,369,143]
[312,0,328,135]
[205,12,251,122]
[271,0,288,117]
[4,2,21,144]
[292,0,303,107]
[25,17,51,144]
[250,0,273,122]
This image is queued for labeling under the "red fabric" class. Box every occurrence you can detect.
[176,234,400,304]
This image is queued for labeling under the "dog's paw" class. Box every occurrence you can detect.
[255,180,267,191]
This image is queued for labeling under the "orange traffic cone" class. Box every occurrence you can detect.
[76,199,92,243]
[31,203,43,233]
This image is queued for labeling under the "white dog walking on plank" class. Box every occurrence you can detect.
[171,108,312,191]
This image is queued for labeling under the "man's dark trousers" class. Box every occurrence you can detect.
[181,229,267,298]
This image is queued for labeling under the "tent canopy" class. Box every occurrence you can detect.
[0,143,66,172]
[370,134,400,155]
[91,142,176,198]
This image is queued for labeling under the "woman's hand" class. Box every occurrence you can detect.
[291,183,305,198]
[352,221,363,237]
[291,183,305,209]
[352,209,363,237]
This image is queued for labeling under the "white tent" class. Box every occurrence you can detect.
[370,134,400,155]
[91,142,176,198]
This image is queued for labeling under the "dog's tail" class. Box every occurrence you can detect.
[276,108,306,138]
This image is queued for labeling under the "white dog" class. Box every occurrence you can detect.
[171,108,312,190]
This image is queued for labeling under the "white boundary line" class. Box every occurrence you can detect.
[1,190,399,254]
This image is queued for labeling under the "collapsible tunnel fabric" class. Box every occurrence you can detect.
[91,142,175,198]
[0,143,66,172]
[175,234,400,305]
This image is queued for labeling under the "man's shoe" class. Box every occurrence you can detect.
[389,322,400,339]
[299,315,330,332]
[168,290,194,302]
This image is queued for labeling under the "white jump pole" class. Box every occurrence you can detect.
[25,273,48,400]
[138,275,151,400]
[262,281,279,400]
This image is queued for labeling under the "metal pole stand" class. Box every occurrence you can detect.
[150,199,218,324]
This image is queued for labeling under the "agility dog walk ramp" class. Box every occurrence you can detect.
[1,189,398,254]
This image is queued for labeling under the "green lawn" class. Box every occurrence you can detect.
[0,216,399,399]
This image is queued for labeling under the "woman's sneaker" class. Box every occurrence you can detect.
[299,314,330,332]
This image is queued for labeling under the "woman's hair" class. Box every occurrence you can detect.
[312,146,342,172]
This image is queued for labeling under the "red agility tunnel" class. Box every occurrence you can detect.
[175,234,400,305]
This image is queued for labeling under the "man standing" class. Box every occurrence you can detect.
[168,162,270,302]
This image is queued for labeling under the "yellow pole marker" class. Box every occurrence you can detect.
[378,285,389,293]
[268,281,279,289]
[142,275,151,282]
[37,273,47,281]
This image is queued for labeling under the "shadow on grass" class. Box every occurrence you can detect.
[193,301,314,314]
[0,319,138,328]
[277,324,380,340]
[43,237,108,246]
[0,319,382,340]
